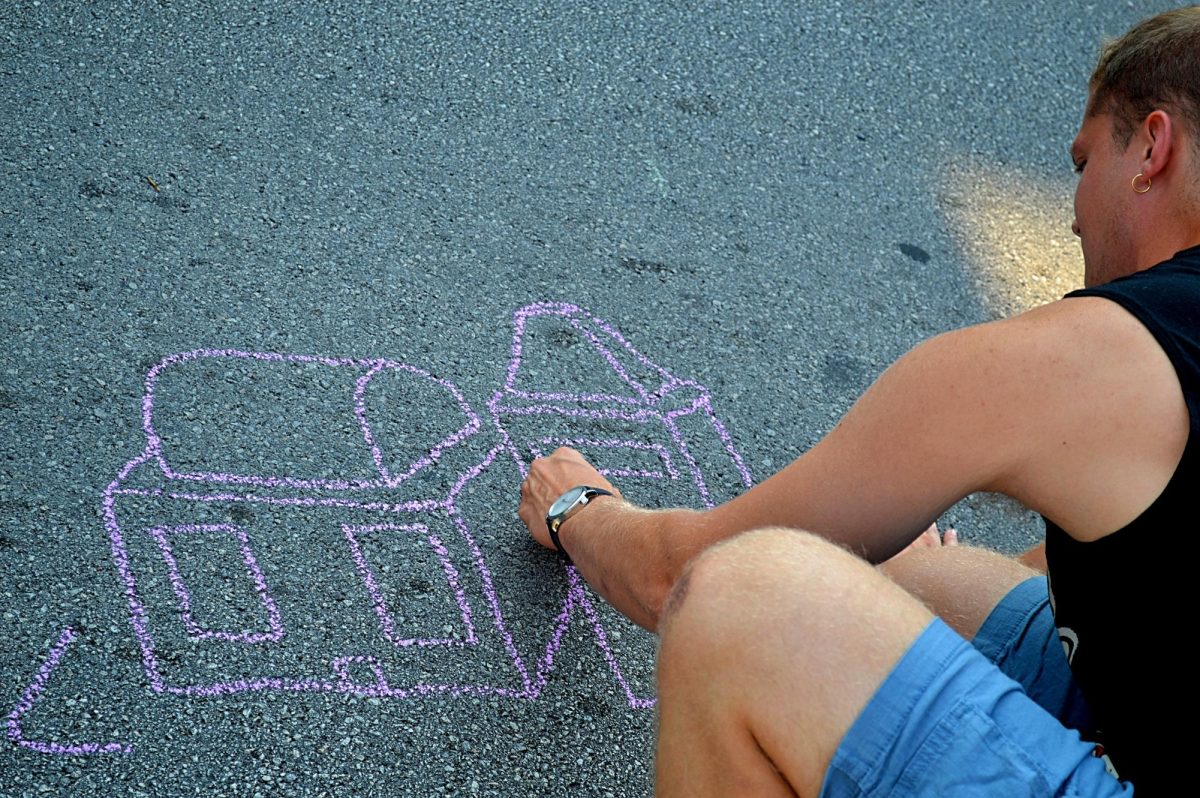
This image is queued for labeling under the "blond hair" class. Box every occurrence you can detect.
[1089,6,1200,149]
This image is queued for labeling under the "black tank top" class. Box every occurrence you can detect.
[1044,243,1200,793]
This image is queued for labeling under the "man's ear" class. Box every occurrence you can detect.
[1139,109,1176,181]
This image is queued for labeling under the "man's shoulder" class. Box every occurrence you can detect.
[927,296,1188,536]
[934,296,1154,369]
[923,296,1175,434]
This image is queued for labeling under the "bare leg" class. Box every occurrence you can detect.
[887,523,1045,575]
[1017,541,1047,573]
[879,538,1040,640]
[655,527,934,798]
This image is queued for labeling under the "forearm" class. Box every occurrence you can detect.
[556,499,714,632]
[517,446,750,631]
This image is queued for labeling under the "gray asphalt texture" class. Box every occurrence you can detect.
[0,1,1176,796]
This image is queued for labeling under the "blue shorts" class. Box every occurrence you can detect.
[820,576,1135,796]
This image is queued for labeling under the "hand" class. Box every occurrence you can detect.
[518,447,621,550]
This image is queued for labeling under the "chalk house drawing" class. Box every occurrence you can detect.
[8,302,752,755]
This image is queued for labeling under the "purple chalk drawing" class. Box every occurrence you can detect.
[491,302,752,502]
[142,351,480,493]
[148,524,284,644]
[341,523,477,648]
[489,301,754,706]
[8,302,752,756]
[332,655,391,693]
[527,437,679,481]
[7,628,133,755]
[90,354,531,706]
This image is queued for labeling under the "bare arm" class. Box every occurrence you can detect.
[518,297,1186,630]
[517,449,708,630]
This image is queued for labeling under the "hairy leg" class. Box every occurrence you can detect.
[878,537,1041,640]
[655,527,934,798]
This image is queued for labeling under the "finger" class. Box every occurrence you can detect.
[551,446,583,460]
[517,503,537,532]
[944,527,959,546]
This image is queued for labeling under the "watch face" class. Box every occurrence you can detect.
[548,485,587,517]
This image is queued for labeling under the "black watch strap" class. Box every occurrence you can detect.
[547,487,614,563]
[548,522,572,562]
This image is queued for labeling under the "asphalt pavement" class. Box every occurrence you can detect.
[0,1,1175,795]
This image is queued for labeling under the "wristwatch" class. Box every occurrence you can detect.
[545,485,615,562]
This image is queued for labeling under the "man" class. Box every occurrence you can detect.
[519,7,1200,795]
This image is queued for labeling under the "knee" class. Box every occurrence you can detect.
[657,527,861,669]
[663,527,794,614]
[654,527,934,733]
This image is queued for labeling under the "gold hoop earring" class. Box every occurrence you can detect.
[1132,173,1151,194]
